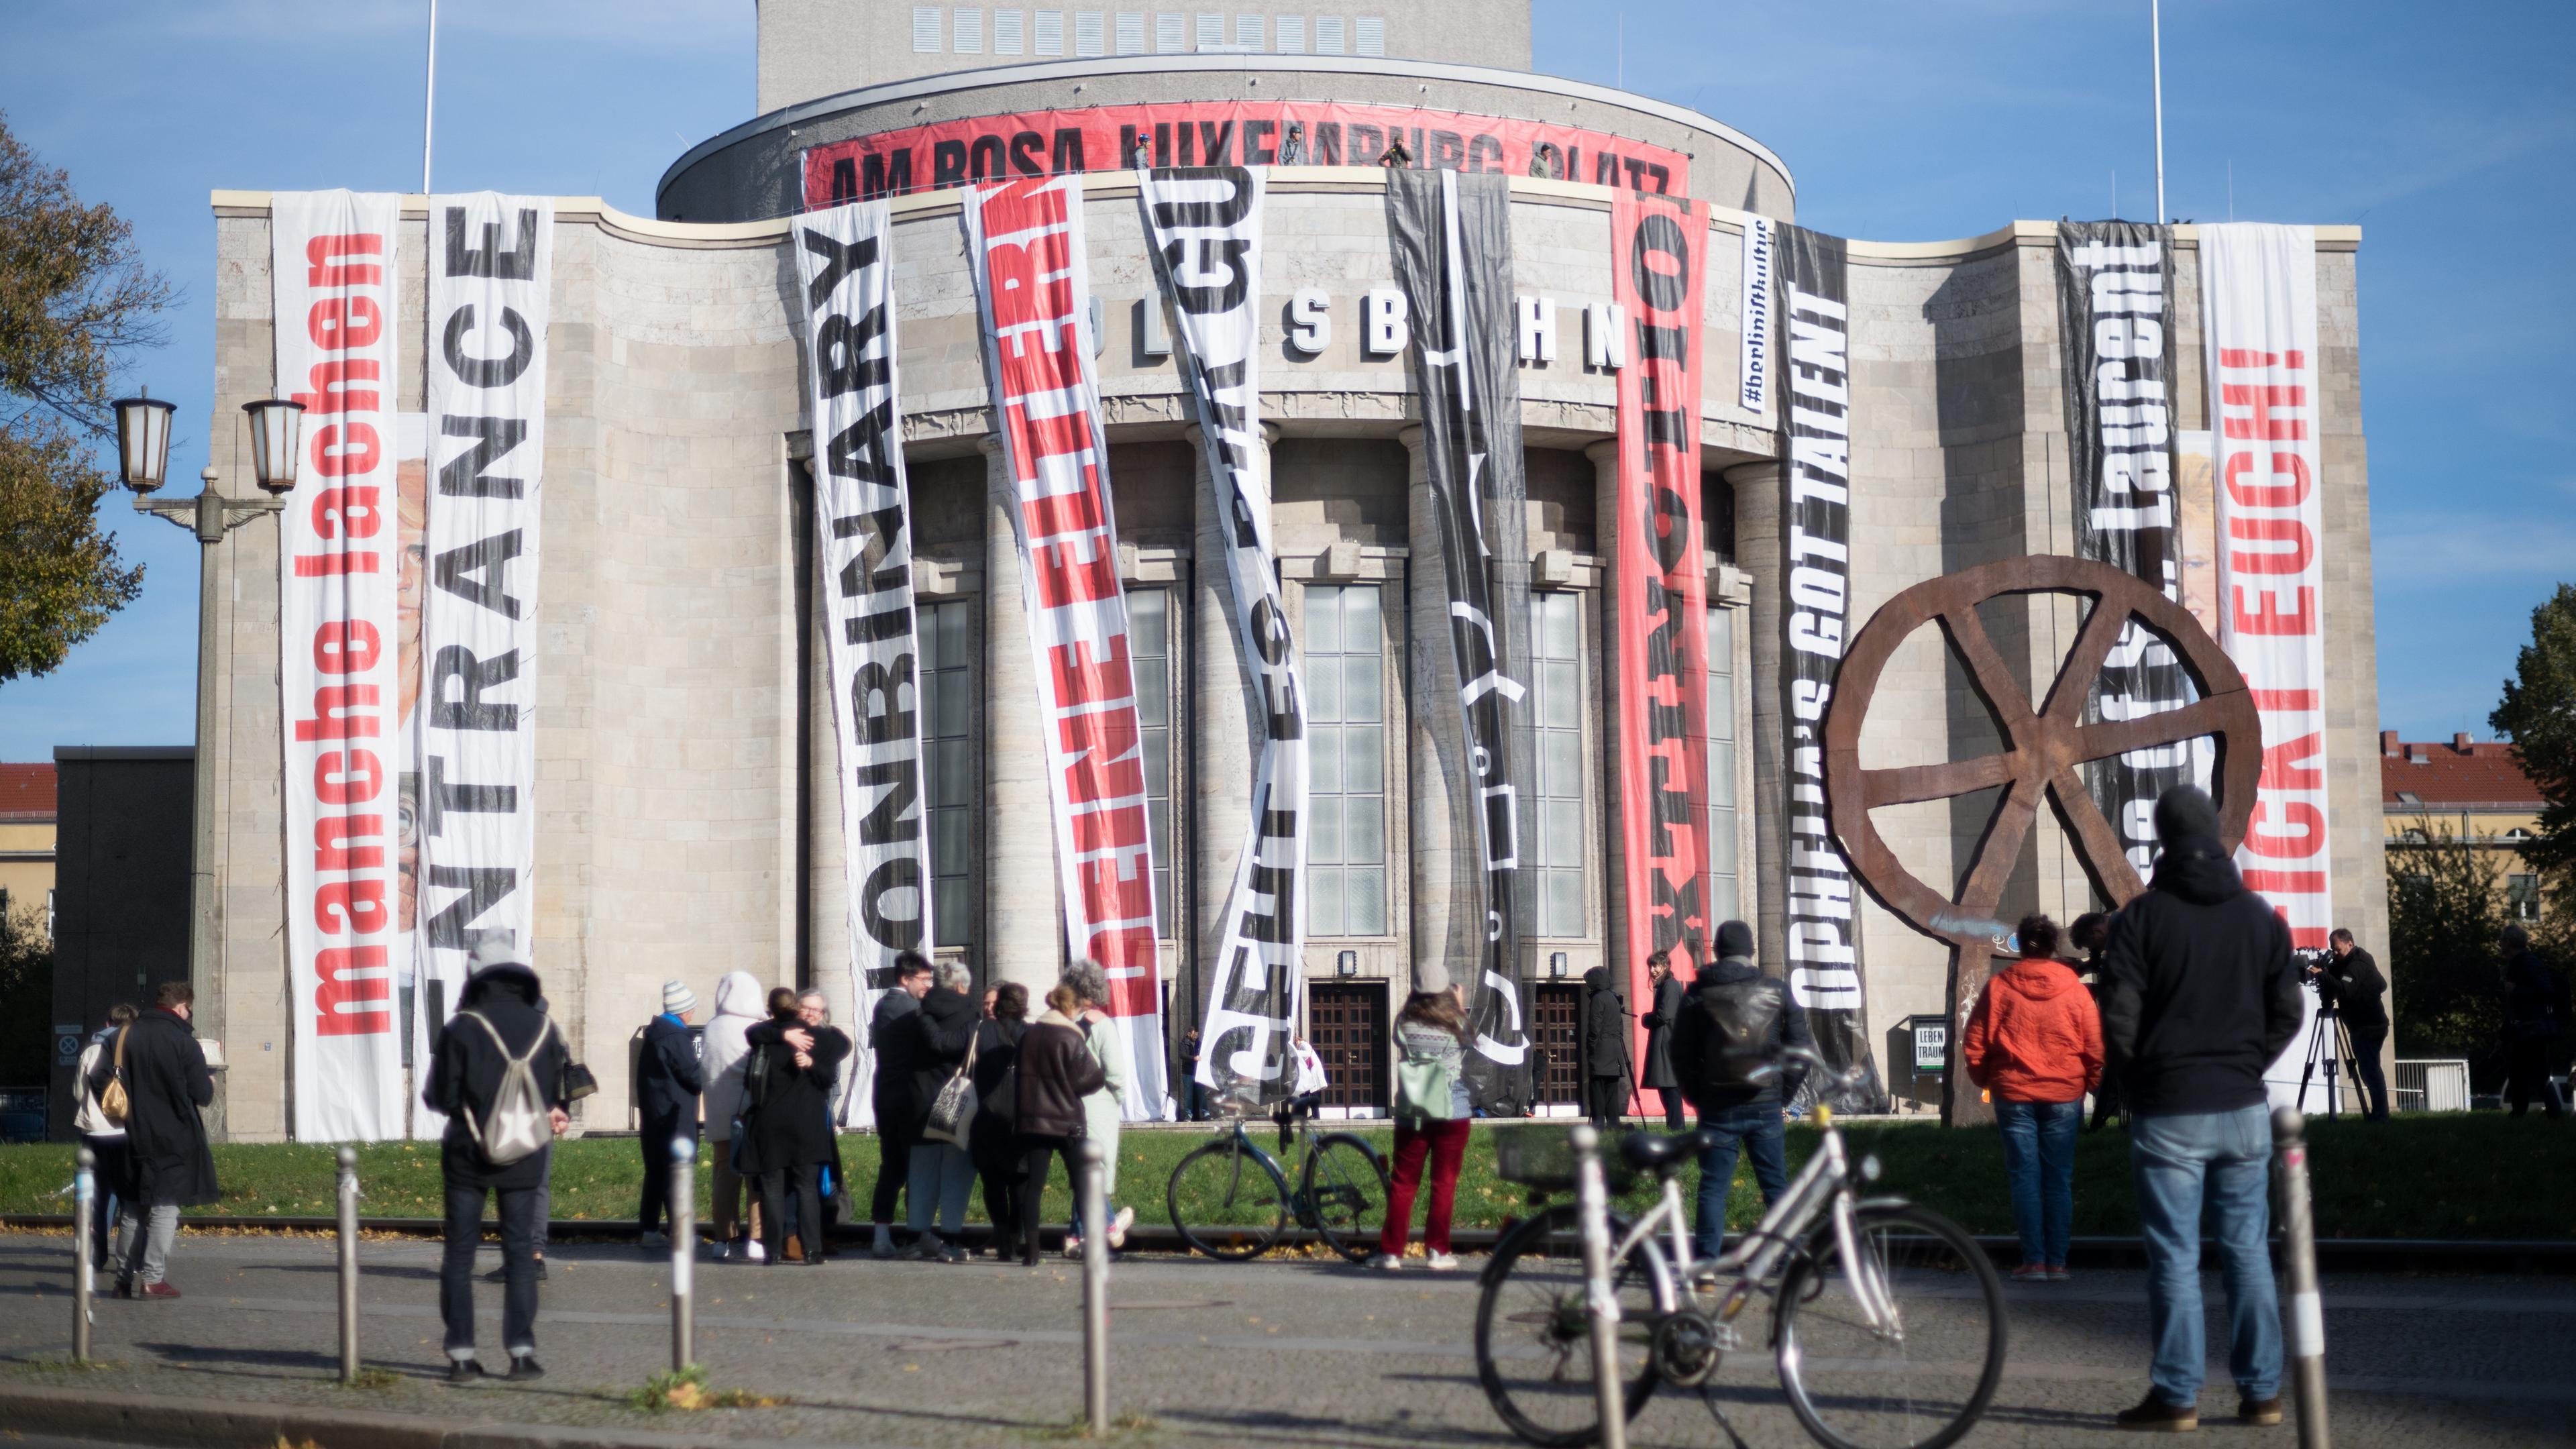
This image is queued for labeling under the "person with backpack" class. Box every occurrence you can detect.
[635,981,705,1250]
[1961,914,2103,1282]
[1014,980,1108,1266]
[425,941,571,1381]
[2500,924,2569,1118]
[739,986,849,1265]
[1372,988,1474,1271]
[868,952,935,1257]
[72,1003,138,1270]
[970,982,1030,1258]
[1670,920,1810,1261]
[902,959,983,1260]
[92,981,217,1301]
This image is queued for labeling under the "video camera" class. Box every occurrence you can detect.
[2294,947,2341,1008]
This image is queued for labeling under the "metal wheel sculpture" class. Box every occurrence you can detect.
[1821,555,2259,953]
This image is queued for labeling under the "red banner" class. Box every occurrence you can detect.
[1610,189,1711,1115]
[802,101,1690,205]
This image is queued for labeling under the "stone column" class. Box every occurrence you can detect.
[1401,425,1473,995]
[1725,460,1786,978]
[1585,439,1629,985]
[983,435,1061,996]
[1189,423,1275,1034]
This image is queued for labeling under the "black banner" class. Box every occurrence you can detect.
[1776,225,1883,1106]
[2057,221,2194,875]
[1386,169,1534,1112]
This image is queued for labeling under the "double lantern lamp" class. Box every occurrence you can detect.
[110,392,307,497]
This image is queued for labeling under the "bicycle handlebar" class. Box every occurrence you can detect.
[1764,1041,1870,1092]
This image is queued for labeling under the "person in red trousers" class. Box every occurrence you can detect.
[1373,989,1474,1271]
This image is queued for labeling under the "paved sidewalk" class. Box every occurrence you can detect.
[1,1232,2569,1446]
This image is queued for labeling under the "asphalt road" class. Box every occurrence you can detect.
[0,1232,2568,1448]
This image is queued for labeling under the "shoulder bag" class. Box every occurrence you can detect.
[921,1027,979,1146]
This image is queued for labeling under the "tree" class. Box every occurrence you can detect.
[0,901,50,1088]
[2385,813,2506,1085]
[0,111,170,683]
[2492,583,2576,880]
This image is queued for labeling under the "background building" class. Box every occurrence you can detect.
[0,764,56,935]
[2383,731,2552,926]
[183,1,2382,1137]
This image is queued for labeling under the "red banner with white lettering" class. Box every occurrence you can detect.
[2200,223,2330,1102]
[1609,188,1711,1118]
[275,190,407,1141]
[962,174,1165,1119]
[803,101,1689,205]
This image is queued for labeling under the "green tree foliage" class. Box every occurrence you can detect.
[2385,812,2506,1081]
[0,902,52,1087]
[0,111,170,683]
[2492,584,2576,890]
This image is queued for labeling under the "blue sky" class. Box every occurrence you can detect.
[3,0,2570,759]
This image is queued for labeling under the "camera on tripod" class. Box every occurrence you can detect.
[2294,947,2341,1008]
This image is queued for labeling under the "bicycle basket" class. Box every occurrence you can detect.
[1490,1125,1639,1195]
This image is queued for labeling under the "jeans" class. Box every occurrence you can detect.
[759,1166,826,1264]
[1379,1117,1471,1256]
[906,1141,976,1235]
[1994,1098,2080,1267]
[2130,1106,2282,1405]
[117,1201,178,1287]
[1693,1101,1789,1261]
[2345,1024,2390,1121]
[637,1126,692,1236]
[1186,1079,1212,1122]
[441,1181,541,1357]
[80,1134,129,1266]
[531,1142,552,1254]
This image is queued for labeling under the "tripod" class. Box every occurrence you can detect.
[2294,1000,2365,1118]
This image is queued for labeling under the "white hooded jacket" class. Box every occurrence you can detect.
[700,971,767,1130]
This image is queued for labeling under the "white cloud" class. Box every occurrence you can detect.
[2371,513,2576,592]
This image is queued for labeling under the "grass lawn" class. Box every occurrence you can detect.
[1,1114,2565,1240]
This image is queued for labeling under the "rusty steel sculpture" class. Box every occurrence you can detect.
[1821,555,2259,1126]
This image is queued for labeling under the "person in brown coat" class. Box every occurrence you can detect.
[1014,982,1108,1267]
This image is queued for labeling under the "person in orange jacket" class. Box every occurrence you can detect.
[1963,914,2104,1282]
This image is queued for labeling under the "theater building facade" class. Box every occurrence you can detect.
[186,3,2383,1138]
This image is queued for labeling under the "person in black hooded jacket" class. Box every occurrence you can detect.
[739,987,851,1265]
[1580,967,1630,1126]
[1670,921,1809,1260]
[2096,786,2302,1432]
[425,941,571,1383]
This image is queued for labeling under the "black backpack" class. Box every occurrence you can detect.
[1695,976,1784,1091]
[743,1041,776,1111]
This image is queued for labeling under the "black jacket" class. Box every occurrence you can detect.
[2504,949,2569,1040]
[2099,839,2304,1116]
[903,987,981,1134]
[2323,947,2389,1031]
[1582,967,1629,1079]
[637,1014,705,1134]
[424,963,571,1191]
[870,989,922,1110]
[1671,956,1811,1112]
[1014,1012,1107,1139]
[737,1018,849,1173]
[95,1009,217,1208]
[970,1017,1028,1162]
[1640,972,1688,1089]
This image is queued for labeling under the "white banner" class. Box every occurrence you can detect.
[1739,215,1773,413]
[2200,222,2330,1100]
[275,191,407,1140]
[793,200,932,1130]
[417,194,552,1135]
[1136,166,1308,1110]
[963,175,1166,1120]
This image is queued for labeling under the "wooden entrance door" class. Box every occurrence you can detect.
[1307,983,1387,1114]
[1532,983,1583,1110]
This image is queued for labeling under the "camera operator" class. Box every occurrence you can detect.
[2315,928,2390,1121]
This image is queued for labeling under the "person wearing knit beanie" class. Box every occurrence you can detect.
[635,981,706,1250]
[662,981,700,1020]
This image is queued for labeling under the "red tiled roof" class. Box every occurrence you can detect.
[0,763,56,821]
[2381,739,2542,809]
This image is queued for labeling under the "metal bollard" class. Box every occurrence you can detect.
[1078,1138,1110,1436]
[2272,1107,2330,1449]
[336,1146,360,1382]
[1568,1124,1629,1449]
[72,1146,95,1362]
[671,1136,696,1373]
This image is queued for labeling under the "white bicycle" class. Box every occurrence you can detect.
[1474,1044,2007,1449]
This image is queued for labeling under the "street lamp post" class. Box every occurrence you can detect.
[115,394,303,1141]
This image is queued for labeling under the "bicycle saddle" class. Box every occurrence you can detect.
[1617,1129,1718,1175]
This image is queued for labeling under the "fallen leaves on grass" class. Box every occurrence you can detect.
[627,1364,786,1413]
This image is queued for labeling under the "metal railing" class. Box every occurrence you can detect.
[2393,1059,2470,1112]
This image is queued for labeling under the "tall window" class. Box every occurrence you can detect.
[919,600,975,949]
[912,6,941,50]
[1707,606,1739,926]
[2510,871,2540,922]
[994,8,1025,52]
[1529,592,1584,936]
[1076,10,1106,53]
[1128,589,1178,938]
[1114,10,1144,52]
[1195,11,1223,46]
[1274,13,1303,50]
[1313,14,1344,52]
[1306,585,1388,935]
[1235,12,1265,48]
[952,6,985,52]
[1036,8,1066,52]
[1354,14,1385,54]
[1156,11,1186,51]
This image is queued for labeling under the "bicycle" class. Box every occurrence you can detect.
[1165,1100,1390,1263]
[1474,1043,2006,1449]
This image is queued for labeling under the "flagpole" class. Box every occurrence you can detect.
[422,0,439,195]
[2151,0,2167,222]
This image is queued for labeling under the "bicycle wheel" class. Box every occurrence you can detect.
[1166,1134,1292,1260]
[1473,1203,1668,1448]
[1301,1132,1389,1263]
[1773,1201,2007,1449]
